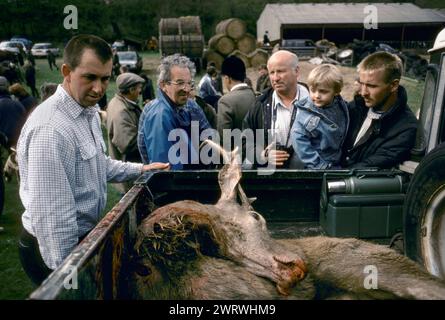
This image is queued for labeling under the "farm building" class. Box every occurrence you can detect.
[257,3,445,48]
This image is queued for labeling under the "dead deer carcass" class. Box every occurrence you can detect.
[131,141,445,300]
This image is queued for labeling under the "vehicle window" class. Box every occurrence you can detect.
[411,66,438,154]
[118,52,136,60]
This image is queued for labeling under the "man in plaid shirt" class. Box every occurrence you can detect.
[16,35,169,285]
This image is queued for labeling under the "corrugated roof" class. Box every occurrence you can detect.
[265,3,445,25]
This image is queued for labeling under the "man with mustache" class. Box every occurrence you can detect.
[243,50,309,168]
[16,34,169,285]
[341,51,418,169]
[138,54,211,170]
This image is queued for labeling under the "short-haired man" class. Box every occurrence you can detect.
[138,54,212,170]
[17,34,169,285]
[217,55,256,148]
[106,72,145,193]
[243,50,309,169]
[341,51,418,169]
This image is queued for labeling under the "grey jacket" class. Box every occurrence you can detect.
[106,93,142,163]
[217,84,256,144]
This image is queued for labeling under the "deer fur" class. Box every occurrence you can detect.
[131,140,445,300]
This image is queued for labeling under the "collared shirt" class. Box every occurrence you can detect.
[17,85,143,270]
[353,108,383,147]
[230,83,249,92]
[271,88,301,147]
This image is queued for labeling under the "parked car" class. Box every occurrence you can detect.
[117,51,143,73]
[112,40,126,52]
[10,37,33,53]
[280,39,317,59]
[31,43,60,58]
[0,41,24,65]
[0,41,21,55]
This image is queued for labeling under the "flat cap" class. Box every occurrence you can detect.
[116,72,145,92]
[221,56,246,82]
[0,76,9,91]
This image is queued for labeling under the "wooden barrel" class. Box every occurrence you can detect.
[248,48,269,68]
[230,50,250,68]
[203,49,224,70]
[208,34,235,56]
[179,16,202,35]
[236,33,256,55]
[215,18,246,40]
[159,18,180,36]
[182,34,204,57]
[159,35,182,56]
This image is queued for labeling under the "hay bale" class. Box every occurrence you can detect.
[159,35,182,56]
[182,34,205,57]
[208,34,236,56]
[203,49,224,70]
[215,18,246,40]
[230,50,250,68]
[236,33,257,55]
[248,48,269,68]
[159,18,180,36]
[179,16,202,35]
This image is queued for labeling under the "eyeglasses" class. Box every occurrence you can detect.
[167,80,195,89]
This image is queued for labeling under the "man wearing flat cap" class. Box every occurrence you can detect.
[106,72,146,193]
[217,55,256,149]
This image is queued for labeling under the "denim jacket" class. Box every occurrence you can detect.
[291,95,349,169]
[137,88,211,169]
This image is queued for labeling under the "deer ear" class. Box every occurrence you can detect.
[217,155,242,204]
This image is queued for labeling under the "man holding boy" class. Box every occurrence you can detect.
[243,50,309,168]
[341,51,418,169]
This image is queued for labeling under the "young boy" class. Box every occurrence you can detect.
[291,64,349,169]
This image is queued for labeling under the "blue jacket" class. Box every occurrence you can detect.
[291,95,349,169]
[137,89,211,170]
[0,94,26,148]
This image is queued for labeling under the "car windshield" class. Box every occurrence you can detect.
[118,52,136,60]
[34,44,51,49]
[0,42,15,48]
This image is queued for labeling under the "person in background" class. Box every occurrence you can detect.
[39,82,58,102]
[9,82,38,115]
[263,31,271,47]
[255,64,271,94]
[190,88,217,129]
[106,72,146,193]
[24,60,39,98]
[198,65,220,109]
[16,34,169,285]
[217,56,256,148]
[47,50,58,71]
[140,73,155,105]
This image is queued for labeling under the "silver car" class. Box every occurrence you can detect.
[31,43,60,58]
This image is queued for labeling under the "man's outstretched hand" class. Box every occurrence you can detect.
[142,162,170,172]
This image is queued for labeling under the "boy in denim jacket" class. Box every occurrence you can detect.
[291,64,349,169]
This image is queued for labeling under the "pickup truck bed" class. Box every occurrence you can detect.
[28,169,406,299]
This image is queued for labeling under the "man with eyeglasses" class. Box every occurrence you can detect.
[341,51,417,169]
[138,54,212,170]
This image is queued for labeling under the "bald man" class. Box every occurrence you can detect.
[243,50,309,169]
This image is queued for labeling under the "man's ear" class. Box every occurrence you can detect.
[390,79,400,93]
[61,64,71,80]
